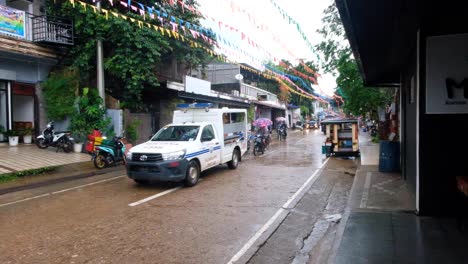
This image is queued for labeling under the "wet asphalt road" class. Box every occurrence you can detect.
[0,129,345,264]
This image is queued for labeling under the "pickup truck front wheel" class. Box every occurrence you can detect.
[185,160,200,187]
[227,149,240,169]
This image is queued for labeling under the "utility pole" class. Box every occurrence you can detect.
[96,0,105,103]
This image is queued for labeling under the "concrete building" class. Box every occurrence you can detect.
[336,0,468,216]
[203,62,288,127]
[0,0,73,137]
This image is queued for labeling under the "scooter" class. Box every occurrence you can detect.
[278,126,287,141]
[92,135,126,169]
[36,121,74,153]
[253,134,266,156]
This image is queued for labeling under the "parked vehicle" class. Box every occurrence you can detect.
[321,119,360,157]
[36,121,74,153]
[126,104,247,186]
[92,135,127,169]
[253,134,266,156]
[292,121,304,131]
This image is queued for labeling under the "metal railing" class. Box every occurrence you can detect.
[240,83,278,102]
[32,15,73,45]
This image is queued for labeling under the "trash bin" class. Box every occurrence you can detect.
[322,143,332,157]
[379,141,400,172]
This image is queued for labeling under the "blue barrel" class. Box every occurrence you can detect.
[379,141,400,172]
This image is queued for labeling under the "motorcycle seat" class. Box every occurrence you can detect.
[55,130,71,134]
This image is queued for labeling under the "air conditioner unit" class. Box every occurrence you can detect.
[231,90,239,96]
[257,94,268,101]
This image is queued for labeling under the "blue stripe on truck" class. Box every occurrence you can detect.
[185,146,222,158]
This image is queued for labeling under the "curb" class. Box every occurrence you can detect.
[0,163,123,196]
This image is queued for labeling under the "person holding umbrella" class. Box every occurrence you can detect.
[253,118,273,147]
[276,117,288,139]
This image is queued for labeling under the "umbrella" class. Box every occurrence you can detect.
[253,118,273,127]
[276,117,287,122]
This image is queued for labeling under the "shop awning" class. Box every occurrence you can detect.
[335,0,419,87]
[178,91,251,108]
[252,100,286,110]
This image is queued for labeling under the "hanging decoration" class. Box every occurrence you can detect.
[86,0,218,46]
[299,61,320,77]
[269,0,315,54]
[68,0,223,60]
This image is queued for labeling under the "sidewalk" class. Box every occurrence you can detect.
[329,134,468,263]
[0,143,90,174]
[0,143,122,194]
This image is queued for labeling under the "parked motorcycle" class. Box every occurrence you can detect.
[253,134,266,156]
[370,125,378,137]
[36,121,74,153]
[92,135,126,169]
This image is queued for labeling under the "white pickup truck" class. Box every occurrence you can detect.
[126,104,248,186]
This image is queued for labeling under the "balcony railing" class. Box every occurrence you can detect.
[32,16,73,45]
[240,83,278,102]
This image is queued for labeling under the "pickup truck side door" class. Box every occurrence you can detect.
[200,124,221,170]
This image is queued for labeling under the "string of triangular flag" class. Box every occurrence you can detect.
[87,0,217,46]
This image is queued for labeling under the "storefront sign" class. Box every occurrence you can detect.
[426,34,468,114]
[0,5,25,39]
[185,76,211,96]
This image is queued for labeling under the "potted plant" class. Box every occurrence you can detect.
[21,127,34,144]
[5,129,19,146]
[0,125,5,142]
[72,131,86,153]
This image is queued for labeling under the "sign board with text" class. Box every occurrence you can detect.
[426,34,468,114]
[0,5,25,39]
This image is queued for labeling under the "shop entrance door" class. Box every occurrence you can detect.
[0,81,9,141]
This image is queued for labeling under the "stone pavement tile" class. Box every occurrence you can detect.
[335,211,468,264]
[0,145,90,173]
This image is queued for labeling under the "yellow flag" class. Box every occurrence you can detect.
[69,0,75,7]
[78,1,86,10]
[102,9,109,19]
[111,12,119,18]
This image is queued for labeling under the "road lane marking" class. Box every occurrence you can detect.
[360,172,372,208]
[52,176,125,194]
[227,208,287,264]
[0,193,51,208]
[128,186,182,207]
[128,179,205,207]
[0,176,124,208]
[227,158,330,264]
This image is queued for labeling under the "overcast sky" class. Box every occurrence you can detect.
[196,0,336,96]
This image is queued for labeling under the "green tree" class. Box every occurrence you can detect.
[69,87,111,142]
[316,2,391,116]
[42,68,79,121]
[47,0,214,110]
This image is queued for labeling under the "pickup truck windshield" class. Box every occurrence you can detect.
[151,126,200,141]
